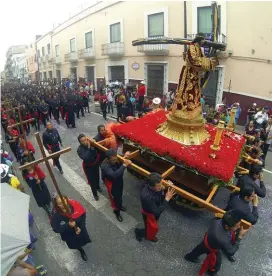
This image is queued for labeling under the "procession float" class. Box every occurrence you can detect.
[89,3,256,229]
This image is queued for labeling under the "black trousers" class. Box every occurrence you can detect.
[107,101,114,113]
[138,96,144,111]
[33,117,40,131]
[84,164,100,197]
[9,142,18,160]
[263,143,270,164]
[186,241,222,274]
[76,104,84,118]
[101,108,107,120]
[41,113,48,127]
[135,213,149,239]
[24,123,30,135]
[53,108,60,122]
[51,145,62,171]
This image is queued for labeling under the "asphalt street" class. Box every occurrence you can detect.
[8,105,272,276]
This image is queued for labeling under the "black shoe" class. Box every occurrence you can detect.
[116,215,123,222]
[79,249,88,261]
[227,255,236,262]
[184,254,200,263]
[120,206,126,212]
[134,229,142,242]
[97,187,102,193]
[150,237,158,242]
[94,195,99,201]
[114,211,123,222]
[72,126,76,128]
[206,271,218,276]
[59,168,63,174]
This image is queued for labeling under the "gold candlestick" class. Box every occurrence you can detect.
[226,107,237,131]
[210,121,225,158]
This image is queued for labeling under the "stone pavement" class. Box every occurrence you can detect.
[8,105,272,276]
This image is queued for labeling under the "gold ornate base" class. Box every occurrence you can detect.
[157,113,210,145]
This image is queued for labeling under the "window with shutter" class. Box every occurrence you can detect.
[47,43,51,54]
[55,45,59,57]
[148,12,164,37]
[70,38,76,53]
[197,6,221,34]
[110,23,121,43]
[85,32,93,48]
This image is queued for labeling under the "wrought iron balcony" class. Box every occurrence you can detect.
[78,48,95,59]
[137,36,169,56]
[54,56,62,65]
[101,42,124,57]
[187,33,227,44]
[46,54,54,63]
[39,56,45,63]
[64,52,78,62]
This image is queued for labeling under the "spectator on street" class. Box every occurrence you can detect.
[262,117,272,166]
[106,89,114,114]
[231,102,241,122]
[247,103,257,125]
[254,107,269,129]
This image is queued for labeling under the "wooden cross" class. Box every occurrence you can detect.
[19,132,76,228]
[7,105,35,154]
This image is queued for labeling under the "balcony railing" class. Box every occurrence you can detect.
[52,56,62,65]
[78,48,95,59]
[137,36,169,56]
[46,54,53,63]
[187,33,227,44]
[39,56,45,63]
[101,42,124,57]
[64,52,78,62]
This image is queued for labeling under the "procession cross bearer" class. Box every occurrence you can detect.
[42,121,64,174]
[19,133,91,261]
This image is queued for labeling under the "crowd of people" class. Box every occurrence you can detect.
[201,97,272,167]
[1,80,271,276]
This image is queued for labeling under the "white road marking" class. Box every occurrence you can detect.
[90,111,117,121]
[90,111,103,117]
[42,146,138,234]
[263,168,272,174]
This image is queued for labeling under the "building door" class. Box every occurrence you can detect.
[48,71,53,79]
[109,66,125,83]
[86,66,95,88]
[146,64,165,98]
[43,72,47,80]
[70,68,77,82]
[201,69,219,107]
[56,70,61,84]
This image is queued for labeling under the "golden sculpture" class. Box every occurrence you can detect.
[157,35,217,145]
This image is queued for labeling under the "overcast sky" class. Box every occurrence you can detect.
[0,0,96,71]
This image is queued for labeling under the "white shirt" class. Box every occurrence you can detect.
[107,91,113,102]
[164,91,171,102]
[266,125,272,145]
[254,111,268,125]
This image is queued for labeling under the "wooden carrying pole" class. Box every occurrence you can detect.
[19,132,75,226]
[89,138,251,229]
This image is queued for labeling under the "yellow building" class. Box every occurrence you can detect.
[35,1,271,122]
